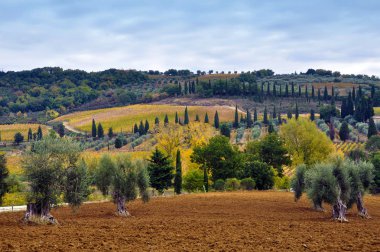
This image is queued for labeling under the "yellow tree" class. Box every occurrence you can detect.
[280,118,334,167]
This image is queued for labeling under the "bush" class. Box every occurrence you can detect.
[240,178,255,190]
[214,179,225,191]
[225,178,240,191]
[183,169,204,192]
[244,161,274,190]
[274,176,290,190]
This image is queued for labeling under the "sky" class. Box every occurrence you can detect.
[1,0,380,76]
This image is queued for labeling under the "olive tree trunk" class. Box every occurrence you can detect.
[23,202,57,224]
[313,199,324,212]
[332,190,348,222]
[114,193,130,217]
[356,191,370,218]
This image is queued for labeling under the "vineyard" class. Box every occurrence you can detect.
[334,142,364,154]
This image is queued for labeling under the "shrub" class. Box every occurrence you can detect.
[274,176,290,190]
[183,169,204,192]
[240,178,255,190]
[225,178,240,191]
[214,179,225,191]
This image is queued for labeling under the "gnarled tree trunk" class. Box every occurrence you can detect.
[313,198,324,212]
[356,191,370,218]
[114,193,130,217]
[23,201,57,225]
[332,191,348,222]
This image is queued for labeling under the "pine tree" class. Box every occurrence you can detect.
[339,121,350,141]
[57,124,65,138]
[175,112,179,124]
[145,120,150,133]
[368,118,378,138]
[92,119,97,138]
[148,148,174,194]
[233,105,239,128]
[272,106,276,119]
[28,128,33,141]
[263,107,268,124]
[214,111,220,129]
[254,108,258,122]
[37,126,43,140]
[295,103,299,120]
[184,106,189,125]
[164,114,169,125]
[310,109,315,121]
[246,109,252,128]
[204,112,209,123]
[134,123,139,133]
[98,123,104,138]
[174,149,182,195]
[108,127,113,138]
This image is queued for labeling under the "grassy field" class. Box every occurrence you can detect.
[54,104,236,133]
[0,124,50,142]
[375,107,380,116]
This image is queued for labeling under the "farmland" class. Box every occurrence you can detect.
[0,124,49,142]
[1,191,379,251]
[334,142,365,155]
[54,104,235,133]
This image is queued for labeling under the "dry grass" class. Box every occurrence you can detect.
[54,104,235,133]
[0,124,49,142]
[197,73,240,81]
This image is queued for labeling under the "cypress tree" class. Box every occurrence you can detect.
[341,99,347,118]
[310,109,315,121]
[277,113,282,125]
[114,137,122,149]
[263,107,268,124]
[268,123,275,133]
[240,113,244,123]
[175,112,179,124]
[57,124,65,138]
[220,124,231,137]
[195,114,200,122]
[331,86,335,99]
[233,105,239,128]
[272,106,276,119]
[291,82,295,97]
[298,85,301,97]
[139,121,145,135]
[92,119,97,138]
[164,114,169,125]
[184,82,188,95]
[155,117,159,125]
[97,123,104,138]
[214,111,220,129]
[108,127,113,138]
[272,83,276,97]
[28,128,33,141]
[174,149,182,195]
[204,112,209,123]
[178,83,182,95]
[329,121,335,141]
[295,103,299,120]
[37,126,43,140]
[266,83,270,96]
[254,108,258,122]
[311,85,315,99]
[134,123,139,133]
[368,118,378,138]
[318,88,321,102]
[305,85,309,99]
[358,86,363,99]
[347,92,354,115]
[145,120,150,133]
[246,109,252,128]
[339,121,350,141]
[285,83,289,97]
[324,86,328,100]
[352,86,356,101]
[287,110,292,119]
[204,166,209,192]
[279,85,282,97]
[184,106,189,125]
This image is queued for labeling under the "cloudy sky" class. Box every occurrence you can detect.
[1,0,380,75]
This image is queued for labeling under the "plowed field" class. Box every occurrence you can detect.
[1,191,380,251]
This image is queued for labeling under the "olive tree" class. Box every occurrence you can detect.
[95,154,150,216]
[22,137,88,224]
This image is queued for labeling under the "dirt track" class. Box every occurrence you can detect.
[1,191,380,251]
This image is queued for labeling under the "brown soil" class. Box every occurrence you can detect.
[1,191,380,251]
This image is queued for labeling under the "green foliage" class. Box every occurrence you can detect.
[368,118,378,138]
[225,178,240,191]
[108,127,114,138]
[183,169,204,192]
[214,111,220,129]
[94,155,116,195]
[274,175,290,190]
[320,105,339,122]
[339,121,350,141]
[97,123,104,138]
[220,124,230,138]
[233,105,239,128]
[148,148,174,194]
[0,153,9,205]
[164,114,169,124]
[372,153,380,188]
[244,161,274,190]
[37,126,43,140]
[64,160,90,209]
[184,107,189,125]
[92,119,97,138]
[57,123,65,137]
[204,112,209,123]
[365,135,380,152]
[174,149,182,195]
[291,164,306,201]
[14,132,24,144]
[240,177,255,190]
[213,179,225,191]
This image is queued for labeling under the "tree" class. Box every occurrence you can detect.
[108,127,114,138]
[320,105,338,122]
[0,153,9,205]
[37,126,43,140]
[22,137,87,224]
[365,135,380,153]
[329,121,335,141]
[64,160,90,211]
[92,119,97,138]
[244,161,274,190]
[246,109,252,127]
[277,113,282,125]
[145,120,150,133]
[295,103,299,120]
[272,106,276,119]
[184,107,190,125]
[324,86,328,100]
[233,105,239,128]
[155,117,159,125]
[287,110,292,119]
[339,121,350,141]
[133,123,139,133]
[174,149,182,194]
[97,123,104,138]
[14,132,24,145]
[204,112,209,123]
[95,154,149,216]
[280,118,334,166]
[139,121,145,135]
[164,114,169,125]
[263,107,268,124]
[310,109,315,121]
[214,111,220,129]
[148,148,174,194]
[372,153,380,189]
[175,112,179,124]
[220,124,231,138]
[57,123,65,138]
[28,128,33,141]
[254,108,258,122]
[195,114,200,122]
[115,137,123,149]
[368,118,378,138]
